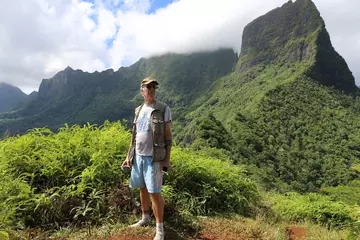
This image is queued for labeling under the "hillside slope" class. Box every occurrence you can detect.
[175,0,360,191]
[0,83,28,113]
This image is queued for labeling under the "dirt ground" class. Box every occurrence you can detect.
[97,218,309,240]
[99,226,281,240]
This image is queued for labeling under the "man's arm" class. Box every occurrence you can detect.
[122,137,133,168]
[164,121,172,168]
[122,109,139,168]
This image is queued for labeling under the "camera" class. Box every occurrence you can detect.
[122,165,131,173]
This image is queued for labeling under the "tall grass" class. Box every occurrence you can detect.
[0,121,132,230]
[267,192,356,228]
[0,121,261,234]
[166,148,260,216]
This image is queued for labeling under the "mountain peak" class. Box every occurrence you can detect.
[64,66,73,72]
[236,0,356,92]
[38,66,83,101]
[0,82,25,92]
[49,66,76,80]
[0,82,28,113]
[238,0,321,69]
[0,82,16,88]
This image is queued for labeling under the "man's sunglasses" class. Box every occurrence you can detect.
[142,84,158,89]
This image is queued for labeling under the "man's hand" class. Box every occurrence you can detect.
[161,158,171,170]
[122,157,132,168]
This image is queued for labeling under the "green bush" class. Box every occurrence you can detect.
[268,192,354,228]
[167,148,260,216]
[321,180,360,205]
[0,121,261,230]
[0,230,9,240]
[348,217,360,240]
[0,121,131,229]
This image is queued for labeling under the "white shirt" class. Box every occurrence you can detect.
[135,103,172,156]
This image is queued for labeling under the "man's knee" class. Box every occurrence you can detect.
[150,192,163,202]
[140,188,149,193]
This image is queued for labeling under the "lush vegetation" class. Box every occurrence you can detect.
[0,121,359,239]
[0,121,130,230]
[267,192,356,228]
[236,77,360,192]
[1,0,360,238]
[0,122,260,237]
[321,180,360,206]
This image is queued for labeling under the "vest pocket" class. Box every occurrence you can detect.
[152,110,166,162]
[153,144,166,162]
[152,119,165,136]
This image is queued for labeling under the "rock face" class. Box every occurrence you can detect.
[38,66,85,101]
[0,49,237,134]
[0,82,28,113]
[306,26,356,92]
[237,0,356,92]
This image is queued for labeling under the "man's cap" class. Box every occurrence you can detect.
[141,77,159,87]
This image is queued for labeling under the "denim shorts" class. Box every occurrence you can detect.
[129,154,163,193]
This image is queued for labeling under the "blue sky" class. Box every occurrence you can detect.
[83,0,176,51]
[148,0,176,14]
[83,0,175,14]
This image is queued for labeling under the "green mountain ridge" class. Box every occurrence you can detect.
[174,0,360,191]
[0,0,359,193]
[0,82,29,113]
[0,49,236,135]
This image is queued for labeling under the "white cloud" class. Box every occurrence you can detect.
[0,0,108,93]
[92,5,117,41]
[123,0,151,13]
[0,0,359,94]
[109,0,286,69]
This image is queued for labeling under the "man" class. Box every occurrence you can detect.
[122,77,172,240]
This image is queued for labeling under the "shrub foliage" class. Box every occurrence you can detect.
[0,121,259,230]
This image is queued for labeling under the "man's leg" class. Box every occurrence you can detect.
[150,193,164,223]
[140,188,151,214]
[142,157,165,239]
[131,188,151,227]
[129,154,151,227]
[151,193,165,240]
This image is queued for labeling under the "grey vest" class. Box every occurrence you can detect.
[131,100,167,162]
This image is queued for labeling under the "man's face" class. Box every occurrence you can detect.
[141,83,157,100]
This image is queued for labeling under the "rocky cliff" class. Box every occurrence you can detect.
[237,0,356,92]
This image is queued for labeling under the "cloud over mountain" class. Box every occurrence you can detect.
[0,0,359,93]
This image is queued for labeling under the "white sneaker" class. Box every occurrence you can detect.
[130,219,149,227]
[153,233,164,240]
